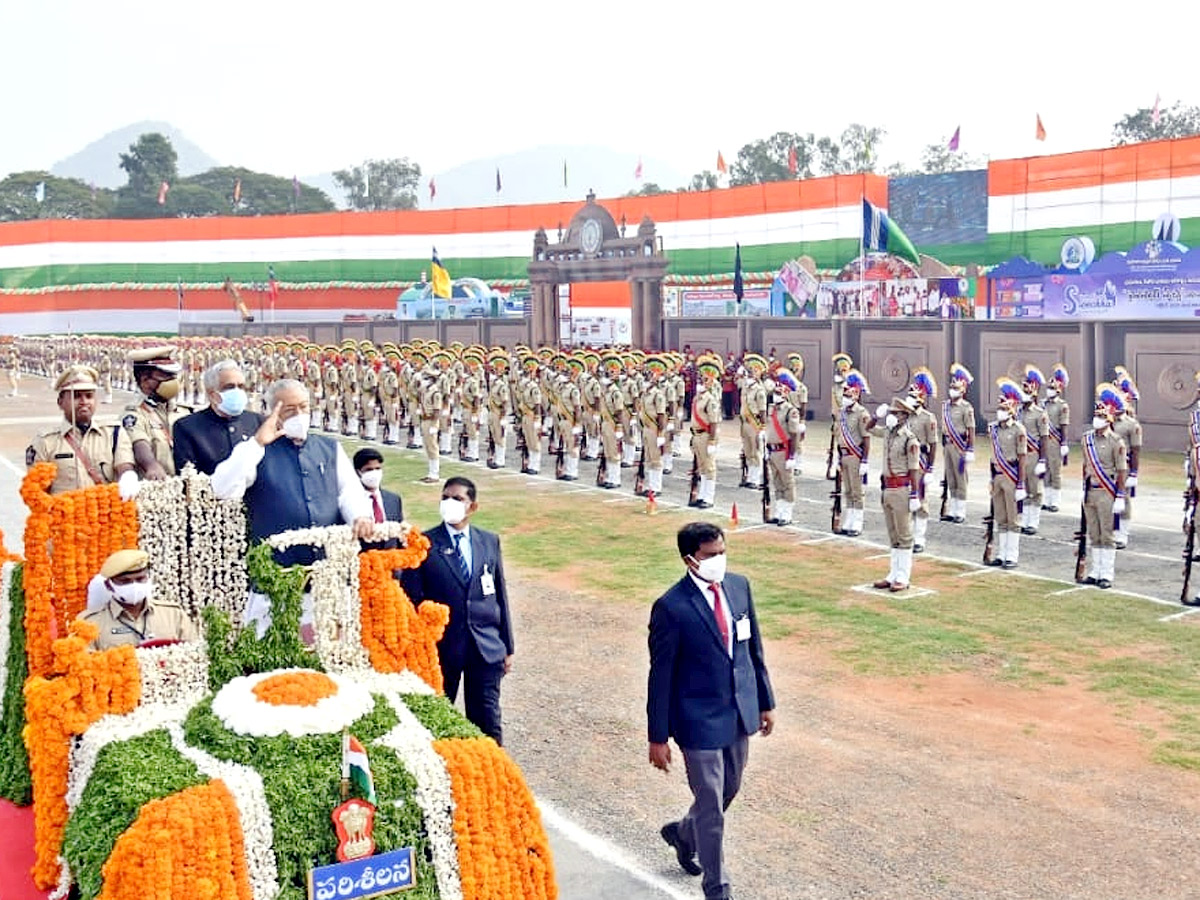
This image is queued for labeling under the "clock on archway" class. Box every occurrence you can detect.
[581,218,603,254]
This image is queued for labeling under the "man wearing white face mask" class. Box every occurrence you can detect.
[79,549,198,651]
[172,359,263,475]
[123,345,187,480]
[402,476,513,744]
[211,379,375,641]
[353,447,403,527]
[648,522,775,900]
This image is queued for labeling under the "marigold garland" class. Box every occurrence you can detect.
[250,671,338,707]
[24,621,141,889]
[97,779,252,900]
[20,465,139,678]
[356,540,449,692]
[434,737,557,900]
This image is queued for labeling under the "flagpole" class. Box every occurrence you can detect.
[340,728,350,801]
[859,183,866,323]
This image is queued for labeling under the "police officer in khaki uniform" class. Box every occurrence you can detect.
[738,354,768,489]
[5,345,19,397]
[124,346,186,481]
[1042,364,1071,513]
[871,396,922,592]
[765,369,804,525]
[78,549,198,651]
[380,351,403,445]
[1111,366,1142,550]
[987,379,1029,569]
[28,365,137,496]
[1079,387,1129,589]
[460,350,486,462]
[517,357,543,475]
[360,350,381,442]
[1018,365,1050,535]
[940,363,976,524]
[689,355,723,509]
[598,354,625,488]
[418,363,445,483]
[638,356,670,495]
[485,352,512,469]
[836,370,872,537]
[907,369,939,553]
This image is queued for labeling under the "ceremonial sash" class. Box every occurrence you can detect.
[990,425,1020,483]
[740,407,763,429]
[692,397,713,432]
[1026,433,1041,454]
[768,407,788,445]
[63,429,106,486]
[1189,410,1200,447]
[942,401,969,453]
[1047,421,1065,443]
[838,410,865,460]
[1084,433,1120,498]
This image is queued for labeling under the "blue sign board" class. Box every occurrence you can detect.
[307,847,416,900]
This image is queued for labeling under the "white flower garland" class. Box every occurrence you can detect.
[135,640,210,708]
[167,723,279,900]
[211,668,375,738]
[375,690,462,900]
[134,477,189,611]
[0,561,13,719]
[339,668,435,698]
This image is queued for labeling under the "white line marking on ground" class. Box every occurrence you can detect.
[1048,586,1086,596]
[956,567,1001,578]
[536,800,693,900]
[1160,607,1200,623]
[864,553,891,561]
[801,535,836,545]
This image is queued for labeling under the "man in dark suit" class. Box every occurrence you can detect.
[648,521,775,900]
[404,476,513,744]
[353,447,403,525]
[173,359,262,475]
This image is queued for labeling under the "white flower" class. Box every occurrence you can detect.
[211,669,375,738]
[0,562,13,717]
[135,640,210,708]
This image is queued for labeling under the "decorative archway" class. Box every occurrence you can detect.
[528,191,669,348]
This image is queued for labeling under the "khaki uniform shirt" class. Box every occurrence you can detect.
[691,384,722,437]
[910,406,938,470]
[943,398,976,449]
[639,382,667,428]
[992,420,1028,472]
[1045,396,1070,443]
[1083,428,1129,489]
[883,424,921,477]
[838,402,871,453]
[740,380,767,428]
[124,400,184,477]
[80,598,199,651]
[29,419,134,494]
[1112,413,1142,464]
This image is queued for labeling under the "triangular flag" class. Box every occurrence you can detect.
[495,167,502,193]
[948,126,960,152]
[431,248,452,300]
[343,733,377,805]
[1152,94,1162,127]
[157,181,170,205]
[787,146,798,175]
[716,151,728,175]
[428,177,436,201]
[634,156,643,180]
[863,199,921,266]
[233,178,242,204]
[563,159,568,188]
[1035,114,1047,141]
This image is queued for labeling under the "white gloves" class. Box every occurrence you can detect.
[666,422,675,432]
[428,426,438,435]
[478,412,489,426]
[118,470,140,501]
[1113,496,1126,515]
[1015,486,1028,502]
[786,457,801,472]
[615,430,624,441]
[656,437,666,447]
[1061,444,1070,460]
[1127,474,1138,488]
[858,462,869,478]
[964,450,976,464]
[571,426,583,436]
[592,413,601,424]
[1035,460,1047,476]
[922,472,936,488]
[797,423,806,435]
[876,403,889,419]
[909,496,921,512]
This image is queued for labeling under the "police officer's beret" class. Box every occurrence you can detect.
[100,549,150,578]
[53,365,100,393]
[127,346,180,373]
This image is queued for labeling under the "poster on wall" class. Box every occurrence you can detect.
[567,309,630,346]
[680,288,771,317]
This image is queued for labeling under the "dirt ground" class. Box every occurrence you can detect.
[502,571,1200,900]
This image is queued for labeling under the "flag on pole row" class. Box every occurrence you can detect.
[1152,93,1162,127]
[34,182,45,204]
[787,146,798,175]
[733,243,744,303]
[563,159,568,188]
[634,156,643,180]
[292,175,300,199]
[495,167,502,194]
[342,732,377,805]
[862,198,921,266]
[1035,114,1047,142]
[716,151,727,175]
[948,126,960,152]
[157,181,170,205]
[233,178,242,204]
[429,177,437,201]
[431,248,452,299]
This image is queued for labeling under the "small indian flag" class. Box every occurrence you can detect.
[342,732,377,805]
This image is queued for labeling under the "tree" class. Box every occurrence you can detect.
[0,172,114,221]
[181,167,335,216]
[686,170,719,191]
[813,125,886,175]
[730,132,815,185]
[1112,101,1200,145]
[625,182,667,197]
[113,132,180,218]
[334,158,422,211]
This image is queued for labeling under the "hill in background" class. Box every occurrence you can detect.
[50,120,220,189]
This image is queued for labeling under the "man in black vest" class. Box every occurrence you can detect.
[211,378,374,640]
[173,359,262,475]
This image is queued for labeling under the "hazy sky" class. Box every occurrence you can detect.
[2,0,1193,182]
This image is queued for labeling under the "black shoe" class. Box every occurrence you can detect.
[1182,596,1200,607]
[986,558,1004,567]
[775,520,792,527]
[913,544,925,554]
[621,462,633,469]
[952,516,966,524]
[939,514,955,522]
[1020,526,1036,535]
[660,823,702,877]
[487,462,500,469]
[1042,505,1059,512]
[1078,576,1098,585]
[1002,560,1018,569]
[521,468,538,476]
[1097,579,1112,589]
[1114,542,1127,550]
[695,500,713,509]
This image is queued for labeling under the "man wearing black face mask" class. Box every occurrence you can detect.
[123,345,187,480]
[172,359,263,475]
[78,549,198,651]
[648,522,775,900]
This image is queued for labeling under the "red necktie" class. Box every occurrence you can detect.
[709,583,730,654]
[372,493,384,523]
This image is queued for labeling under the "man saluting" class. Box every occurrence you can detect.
[648,521,775,900]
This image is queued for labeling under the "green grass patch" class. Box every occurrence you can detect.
[351,441,1200,770]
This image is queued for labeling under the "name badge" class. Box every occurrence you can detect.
[735,616,751,642]
[480,566,496,596]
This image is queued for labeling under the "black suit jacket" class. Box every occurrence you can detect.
[647,571,774,750]
[404,524,513,668]
[172,406,262,475]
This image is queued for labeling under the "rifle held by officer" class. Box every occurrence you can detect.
[634,439,646,496]
[825,422,837,481]
[688,453,700,506]
[761,452,771,524]
[596,445,607,487]
[830,468,842,533]
[982,496,996,566]
[1183,477,1198,605]
[1074,477,1089,584]
[939,476,949,521]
